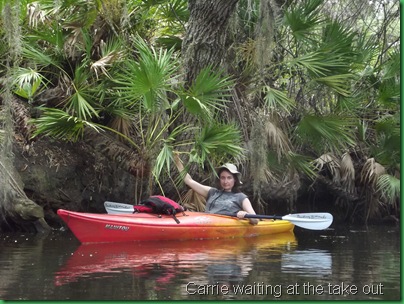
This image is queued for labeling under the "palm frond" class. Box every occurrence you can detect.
[262,86,296,116]
[157,0,189,27]
[91,38,125,79]
[22,44,62,69]
[314,74,353,96]
[66,67,99,120]
[181,189,206,212]
[370,114,400,169]
[360,158,386,187]
[376,174,400,206]
[107,115,133,141]
[30,108,102,141]
[374,114,400,137]
[377,77,400,108]
[152,123,193,179]
[263,120,292,161]
[381,46,400,81]
[283,0,324,43]
[340,152,355,194]
[181,66,234,122]
[113,35,179,112]
[153,143,173,179]
[290,51,348,77]
[287,151,317,180]
[190,123,245,170]
[12,67,47,101]
[295,114,357,154]
[312,153,340,182]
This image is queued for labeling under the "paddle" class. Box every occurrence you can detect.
[104,201,135,214]
[243,213,333,230]
[104,201,333,230]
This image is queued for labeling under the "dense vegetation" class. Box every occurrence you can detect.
[0,0,400,230]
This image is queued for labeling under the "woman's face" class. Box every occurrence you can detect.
[219,170,235,192]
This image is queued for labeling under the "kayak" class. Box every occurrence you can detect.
[55,232,297,286]
[57,209,295,243]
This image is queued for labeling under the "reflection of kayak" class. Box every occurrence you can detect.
[55,232,296,287]
[57,209,294,243]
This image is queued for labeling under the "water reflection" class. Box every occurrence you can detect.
[281,249,332,277]
[1,226,400,300]
[55,232,297,292]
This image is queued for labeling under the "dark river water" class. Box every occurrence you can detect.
[0,223,400,301]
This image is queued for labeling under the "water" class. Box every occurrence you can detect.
[0,224,400,301]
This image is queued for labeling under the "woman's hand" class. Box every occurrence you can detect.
[173,152,184,172]
[237,210,248,218]
[237,210,259,225]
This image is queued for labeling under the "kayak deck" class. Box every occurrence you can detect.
[57,209,295,243]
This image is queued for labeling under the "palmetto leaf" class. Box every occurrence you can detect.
[340,152,355,194]
[30,108,102,141]
[286,151,317,180]
[153,124,193,178]
[66,67,99,120]
[314,74,353,96]
[296,114,357,154]
[290,52,347,77]
[360,158,386,187]
[312,153,341,181]
[264,120,292,161]
[22,44,62,69]
[262,86,296,115]
[12,67,46,101]
[90,38,125,79]
[113,35,178,112]
[190,123,244,169]
[283,0,324,43]
[376,174,400,205]
[181,66,233,121]
[157,0,189,25]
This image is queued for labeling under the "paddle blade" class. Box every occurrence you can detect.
[282,213,333,230]
[104,201,134,214]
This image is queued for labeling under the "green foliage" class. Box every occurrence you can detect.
[153,124,192,178]
[262,86,296,115]
[181,66,234,122]
[296,114,357,154]
[190,123,245,171]
[283,0,324,43]
[2,0,399,221]
[30,108,102,141]
[377,174,400,206]
[12,67,46,102]
[113,35,178,112]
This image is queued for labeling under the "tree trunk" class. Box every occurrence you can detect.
[173,0,241,189]
[182,0,239,85]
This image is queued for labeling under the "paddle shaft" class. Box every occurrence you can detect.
[104,202,333,230]
[244,214,283,220]
[222,212,333,230]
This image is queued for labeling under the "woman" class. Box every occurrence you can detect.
[173,153,259,225]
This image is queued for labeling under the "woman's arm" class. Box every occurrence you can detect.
[237,198,259,225]
[173,153,211,198]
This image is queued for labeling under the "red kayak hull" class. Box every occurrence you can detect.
[57,209,294,243]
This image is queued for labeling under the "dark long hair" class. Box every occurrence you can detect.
[217,168,242,193]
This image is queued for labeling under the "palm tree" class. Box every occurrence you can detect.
[1,0,399,227]
[227,0,400,220]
